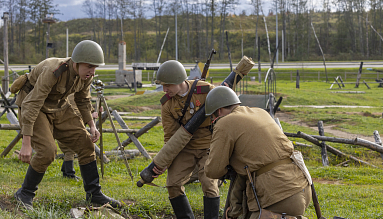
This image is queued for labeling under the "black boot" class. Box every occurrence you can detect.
[61,160,80,180]
[80,160,122,208]
[203,196,220,219]
[14,165,45,209]
[169,194,195,219]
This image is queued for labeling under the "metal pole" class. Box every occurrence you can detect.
[282,30,284,62]
[175,6,178,61]
[2,12,9,93]
[66,28,68,57]
[276,1,278,64]
[46,23,50,59]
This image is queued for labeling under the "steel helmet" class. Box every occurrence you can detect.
[205,86,241,116]
[155,60,187,85]
[71,40,105,65]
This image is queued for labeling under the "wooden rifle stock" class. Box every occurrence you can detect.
[201,49,216,80]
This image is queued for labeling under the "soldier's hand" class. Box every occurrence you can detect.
[92,112,98,119]
[19,136,33,164]
[152,165,167,178]
[90,126,100,143]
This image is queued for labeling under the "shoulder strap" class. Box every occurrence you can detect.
[178,79,199,124]
[53,62,69,78]
[194,85,210,94]
[160,93,172,105]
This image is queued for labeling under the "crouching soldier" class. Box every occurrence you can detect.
[153,60,220,218]
[13,40,121,209]
[204,86,312,219]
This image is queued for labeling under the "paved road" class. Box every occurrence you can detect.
[1,61,383,72]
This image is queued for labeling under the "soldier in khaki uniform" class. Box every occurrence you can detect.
[204,86,311,218]
[153,60,220,218]
[58,93,100,180]
[13,40,121,209]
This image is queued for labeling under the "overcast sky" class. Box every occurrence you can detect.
[52,0,271,21]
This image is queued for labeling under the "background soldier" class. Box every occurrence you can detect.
[153,60,220,219]
[204,86,311,218]
[13,40,121,209]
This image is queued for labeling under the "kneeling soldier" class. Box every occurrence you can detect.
[204,86,311,218]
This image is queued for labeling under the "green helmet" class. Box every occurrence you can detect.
[156,60,187,85]
[205,86,241,116]
[71,40,105,66]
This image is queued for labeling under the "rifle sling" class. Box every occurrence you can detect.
[178,79,199,125]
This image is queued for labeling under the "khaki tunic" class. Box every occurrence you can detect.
[161,80,219,198]
[16,58,95,172]
[205,106,309,211]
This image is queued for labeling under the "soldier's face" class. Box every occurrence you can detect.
[77,63,98,80]
[163,84,182,97]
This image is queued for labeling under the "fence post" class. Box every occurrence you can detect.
[296,70,300,89]
[318,71,320,81]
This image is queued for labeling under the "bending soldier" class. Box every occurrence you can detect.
[13,40,121,209]
[58,93,101,180]
[204,86,312,219]
[153,60,220,218]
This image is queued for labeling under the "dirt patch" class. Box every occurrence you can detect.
[0,195,25,217]
[277,111,375,142]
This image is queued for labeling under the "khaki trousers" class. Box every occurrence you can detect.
[20,106,96,173]
[249,184,312,218]
[57,141,76,161]
[166,148,219,199]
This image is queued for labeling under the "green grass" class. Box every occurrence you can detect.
[1,77,383,218]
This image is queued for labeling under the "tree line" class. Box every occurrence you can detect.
[1,0,383,65]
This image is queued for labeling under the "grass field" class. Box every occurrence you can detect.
[0,74,383,218]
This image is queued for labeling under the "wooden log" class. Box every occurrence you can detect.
[87,128,139,133]
[355,62,363,88]
[292,141,313,148]
[297,131,377,168]
[335,160,350,167]
[120,116,158,120]
[0,124,19,130]
[1,132,22,157]
[0,124,139,133]
[296,70,300,89]
[338,76,345,87]
[94,144,110,163]
[284,132,383,154]
[334,76,342,89]
[354,138,383,154]
[373,130,383,159]
[268,93,275,119]
[363,80,371,89]
[117,116,161,149]
[112,110,152,159]
[318,121,329,166]
[103,150,140,156]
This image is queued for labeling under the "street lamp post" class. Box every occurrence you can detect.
[2,12,9,93]
[42,15,56,59]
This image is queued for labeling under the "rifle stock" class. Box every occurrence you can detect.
[201,49,216,80]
